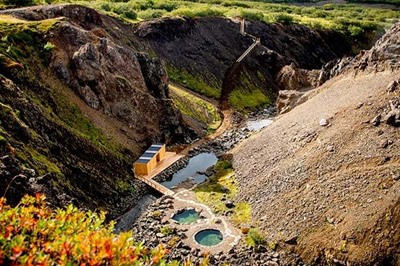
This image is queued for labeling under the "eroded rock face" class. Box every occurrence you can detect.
[320,22,400,79]
[136,16,352,102]
[276,90,309,114]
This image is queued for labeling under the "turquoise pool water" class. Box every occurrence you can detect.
[172,209,199,224]
[195,229,223,246]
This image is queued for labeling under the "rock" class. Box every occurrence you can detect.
[371,114,381,126]
[383,105,400,126]
[326,216,335,224]
[393,174,400,181]
[285,235,298,245]
[257,245,268,253]
[225,201,235,208]
[387,80,399,93]
[326,145,335,152]
[276,90,309,114]
[355,102,364,109]
[276,63,319,91]
[319,118,329,126]
[156,233,164,238]
[241,227,250,234]
[380,140,392,148]
[220,186,230,193]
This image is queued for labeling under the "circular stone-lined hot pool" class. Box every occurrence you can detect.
[195,229,223,246]
[172,209,200,224]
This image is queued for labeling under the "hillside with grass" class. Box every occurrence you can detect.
[1,0,398,111]
[0,4,194,218]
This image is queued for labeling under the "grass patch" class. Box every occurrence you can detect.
[167,66,220,99]
[245,228,266,248]
[229,88,271,112]
[169,84,221,131]
[16,146,62,176]
[194,160,251,226]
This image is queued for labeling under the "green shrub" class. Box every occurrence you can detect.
[123,10,137,20]
[171,7,195,18]
[138,9,166,20]
[245,228,266,248]
[274,13,294,24]
[153,1,178,12]
[43,41,55,51]
[222,0,250,8]
[240,9,264,21]
[111,2,137,20]
[100,2,112,12]
[193,7,224,17]
[0,194,178,265]
[1,0,33,6]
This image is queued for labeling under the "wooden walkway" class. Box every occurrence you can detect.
[135,152,183,196]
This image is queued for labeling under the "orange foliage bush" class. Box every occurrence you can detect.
[0,194,188,265]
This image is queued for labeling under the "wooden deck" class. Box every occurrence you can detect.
[135,152,183,196]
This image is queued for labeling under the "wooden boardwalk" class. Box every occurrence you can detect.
[135,152,183,196]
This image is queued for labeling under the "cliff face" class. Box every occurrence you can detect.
[232,23,400,265]
[135,17,352,109]
[0,5,193,217]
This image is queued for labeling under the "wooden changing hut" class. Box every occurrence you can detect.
[134,144,166,176]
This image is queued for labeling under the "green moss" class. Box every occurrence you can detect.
[0,134,8,148]
[16,146,62,176]
[229,88,271,112]
[169,84,221,130]
[0,16,60,70]
[167,66,220,99]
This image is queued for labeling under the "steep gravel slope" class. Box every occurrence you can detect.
[232,23,400,265]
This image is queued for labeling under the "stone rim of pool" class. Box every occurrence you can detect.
[172,208,200,224]
[194,229,224,247]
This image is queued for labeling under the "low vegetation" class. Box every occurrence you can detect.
[168,66,220,99]
[0,194,182,265]
[229,88,271,112]
[194,160,251,226]
[169,84,221,133]
[7,0,395,42]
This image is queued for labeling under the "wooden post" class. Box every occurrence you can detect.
[240,19,245,35]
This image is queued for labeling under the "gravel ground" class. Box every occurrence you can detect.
[232,69,400,264]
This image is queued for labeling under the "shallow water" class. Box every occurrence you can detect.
[172,209,200,224]
[246,118,273,131]
[162,152,218,188]
[195,229,223,246]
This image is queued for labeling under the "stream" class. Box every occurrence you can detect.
[161,153,218,189]
[115,110,274,231]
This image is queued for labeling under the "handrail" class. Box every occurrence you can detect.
[236,38,260,63]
